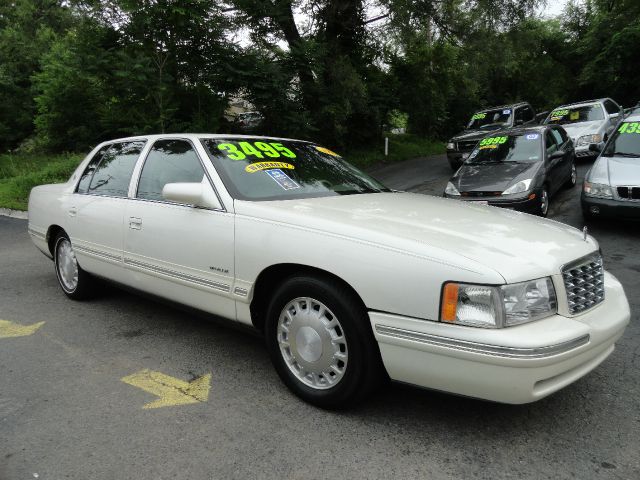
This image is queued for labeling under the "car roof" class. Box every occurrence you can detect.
[476,102,530,112]
[485,125,549,136]
[557,98,607,108]
[94,133,314,147]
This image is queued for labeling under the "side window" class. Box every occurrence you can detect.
[604,100,619,115]
[76,145,109,194]
[523,106,535,122]
[88,141,146,197]
[545,131,559,156]
[137,139,206,202]
[514,108,523,123]
[551,129,564,146]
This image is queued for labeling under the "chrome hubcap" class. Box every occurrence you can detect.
[541,190,549,215]
[277,297,348,390]
[56,239,79,291]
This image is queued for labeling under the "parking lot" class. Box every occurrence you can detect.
[1,154,638,480]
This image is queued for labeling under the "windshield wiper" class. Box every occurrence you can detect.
[603,151,640,158]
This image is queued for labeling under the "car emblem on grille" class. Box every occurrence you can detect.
[583,226,588,242]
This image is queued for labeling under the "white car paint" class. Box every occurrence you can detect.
[27,133,630,404]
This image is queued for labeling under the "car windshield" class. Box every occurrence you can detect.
[466,133,543,164]
[467,108,513,130]
[602,121,640,158]
[545,104,604,125]
[201,138,390,201]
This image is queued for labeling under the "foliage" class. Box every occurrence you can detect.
[0,153,82,210]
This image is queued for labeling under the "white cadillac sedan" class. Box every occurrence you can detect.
[28,134,630,408]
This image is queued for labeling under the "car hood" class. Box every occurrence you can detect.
[562,121,603,141]
[602,156,640,185]
[235,192,598,283]
[452,162,540,192]
[451,128,502,142]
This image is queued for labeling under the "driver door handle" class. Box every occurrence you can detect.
[68,207,77,217]
[129,217,142,230]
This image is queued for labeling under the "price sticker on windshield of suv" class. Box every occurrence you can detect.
[472,113,487,120]
[618,122,640,134]
[550,109,569,121]
[479,136,508,149]
[217,141,297,161]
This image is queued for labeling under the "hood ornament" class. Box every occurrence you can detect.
[583,226,589,242]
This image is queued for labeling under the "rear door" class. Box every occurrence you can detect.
[70,140,146,283]
[545,129,567,193]
[123,138,236,319]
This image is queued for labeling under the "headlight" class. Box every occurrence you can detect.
[445,182,460,196]
[577,134,602,146]
[583,181,613,198]
[440,278,557,328]
[447,142,456,150]
[502,178,533,195]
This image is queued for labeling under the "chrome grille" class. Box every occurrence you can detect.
[616,186,640,200]
[562,254,605,314]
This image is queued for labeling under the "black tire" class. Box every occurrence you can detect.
[265,274,383,409]
[538,186,550,217]
[565,161,577,189]
[53,232,95,300]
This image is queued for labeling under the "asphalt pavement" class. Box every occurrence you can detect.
[1,155,638,480]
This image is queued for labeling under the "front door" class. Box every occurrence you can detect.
[123,138,236,319]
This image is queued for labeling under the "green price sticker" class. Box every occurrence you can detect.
[217,141,296,161]
[479,136,508,147]
[551,109,569,118]
[472,113,487,120]
[618,122,640,134]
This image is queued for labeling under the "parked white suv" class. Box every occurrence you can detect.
[544,98,623,158]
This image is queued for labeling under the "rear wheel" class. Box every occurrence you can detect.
[54,232,95,299]
[265,275,382,409]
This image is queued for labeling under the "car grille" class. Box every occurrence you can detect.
[456,140,477,152]
[461,191,502,197]
[616,186,640,200]
[562,254,605,315]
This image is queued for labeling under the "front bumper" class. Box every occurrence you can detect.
[574,144,597,159]
[443,192,541,214]
[582,194,640,220]
[370,271,630,404]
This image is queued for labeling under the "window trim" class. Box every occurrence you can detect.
[74,140,148,198]
[131,137,226,212]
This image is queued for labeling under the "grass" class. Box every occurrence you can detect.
[0,153,82,211]
[346,134,445,170]
[0,135,444,211]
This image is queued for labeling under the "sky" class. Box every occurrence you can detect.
[538,0,571,18]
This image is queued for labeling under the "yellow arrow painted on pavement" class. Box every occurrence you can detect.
[121,369,211,409]
[0,320,45,338]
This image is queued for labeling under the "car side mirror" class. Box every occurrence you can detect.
[609,112,620,120]
[549,150,564,160]
[162,182,222,209]
[588,142,604,153]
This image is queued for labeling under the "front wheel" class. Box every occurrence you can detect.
[565,162,577,189]
[265,275,382,409]
[538,186,550,217]
[54,232,95,299]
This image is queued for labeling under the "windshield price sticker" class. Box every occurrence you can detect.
[245,161,294,173]
[526,133,540,140]
[316,146,341,157]
[217,141,296,161]
[479,136,508,148]
[550,109,569,119]
[265,169,300,190]
[570,111,580,120]
[472,113,487,120]
[503,109,511,115]
[618,122,640,134]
